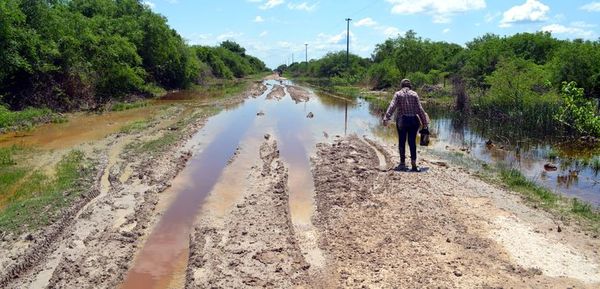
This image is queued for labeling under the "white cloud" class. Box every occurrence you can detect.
[581,2,600,12]
[442,28,451,33]
[287,2,318,11]
[260,0,284,9]
[319,31,350,45]
[500,0,550,28]
[259,31,269,37]
[353,17,401,38]
[541,24,595,38]
[254,16,265,22]
[381,26,402,37]
[386,0,486,23]
[571,21,596,28]
[143,1,155,9]
[354,17,377,27]
[217,31,243,41]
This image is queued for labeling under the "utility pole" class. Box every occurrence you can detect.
[305,43,308,73]
[345,18,352,72]
[292,53,294,64]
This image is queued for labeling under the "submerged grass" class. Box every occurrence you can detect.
[0,149,93,234]
[427,148,600,231]
[120,119,151,133]
[499,167,558,206]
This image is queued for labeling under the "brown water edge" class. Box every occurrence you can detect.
[120,96,261,289]
[0,107,158,149]
[0,87,231,150]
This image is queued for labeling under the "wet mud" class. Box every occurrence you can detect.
[185,139,311,288]
[266,85,286,100]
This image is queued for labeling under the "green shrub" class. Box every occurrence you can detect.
[555,81,600,136]
[367,59,400,89]
[0,105,55,130]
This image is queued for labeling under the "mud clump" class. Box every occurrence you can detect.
[287,85,311,103]
[266,85,285,100]
[249,81,268,98]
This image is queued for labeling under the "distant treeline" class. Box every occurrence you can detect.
[281,30,600,136]
[0,0,267,111]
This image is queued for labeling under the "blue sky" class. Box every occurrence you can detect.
[144,0,600,68]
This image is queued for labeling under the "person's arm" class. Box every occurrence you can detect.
[414,93,429,128]
[383,92,399,123]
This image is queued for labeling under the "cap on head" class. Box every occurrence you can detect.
[401,79,412,89]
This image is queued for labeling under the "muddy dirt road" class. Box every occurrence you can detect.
[1,75,599,289]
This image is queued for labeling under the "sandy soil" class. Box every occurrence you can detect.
[2,75,599,289]
[311,136,600,288]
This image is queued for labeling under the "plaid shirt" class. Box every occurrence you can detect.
[383,88,429,126]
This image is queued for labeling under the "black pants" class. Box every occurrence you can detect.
[396,115,419,163]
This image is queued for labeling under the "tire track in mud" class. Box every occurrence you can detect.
[185,139,311,288]
[0,154,107,288]
[184,80,327,288]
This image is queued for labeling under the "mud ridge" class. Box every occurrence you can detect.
[41,126,202,288]
[185,139,311,288]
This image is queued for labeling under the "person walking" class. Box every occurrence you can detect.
[382,79,429,172]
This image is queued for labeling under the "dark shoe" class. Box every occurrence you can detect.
[395,163,408,171]
[411,161,421,172]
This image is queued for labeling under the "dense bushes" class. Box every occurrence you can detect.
[0,0,266,113]
[192,43,267,80]
[286,51,369,84]
[555,82,600,136]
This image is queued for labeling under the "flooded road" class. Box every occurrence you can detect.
[1,76,599,289]
[121,78,595,288]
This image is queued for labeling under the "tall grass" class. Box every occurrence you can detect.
[0,106,62,131]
